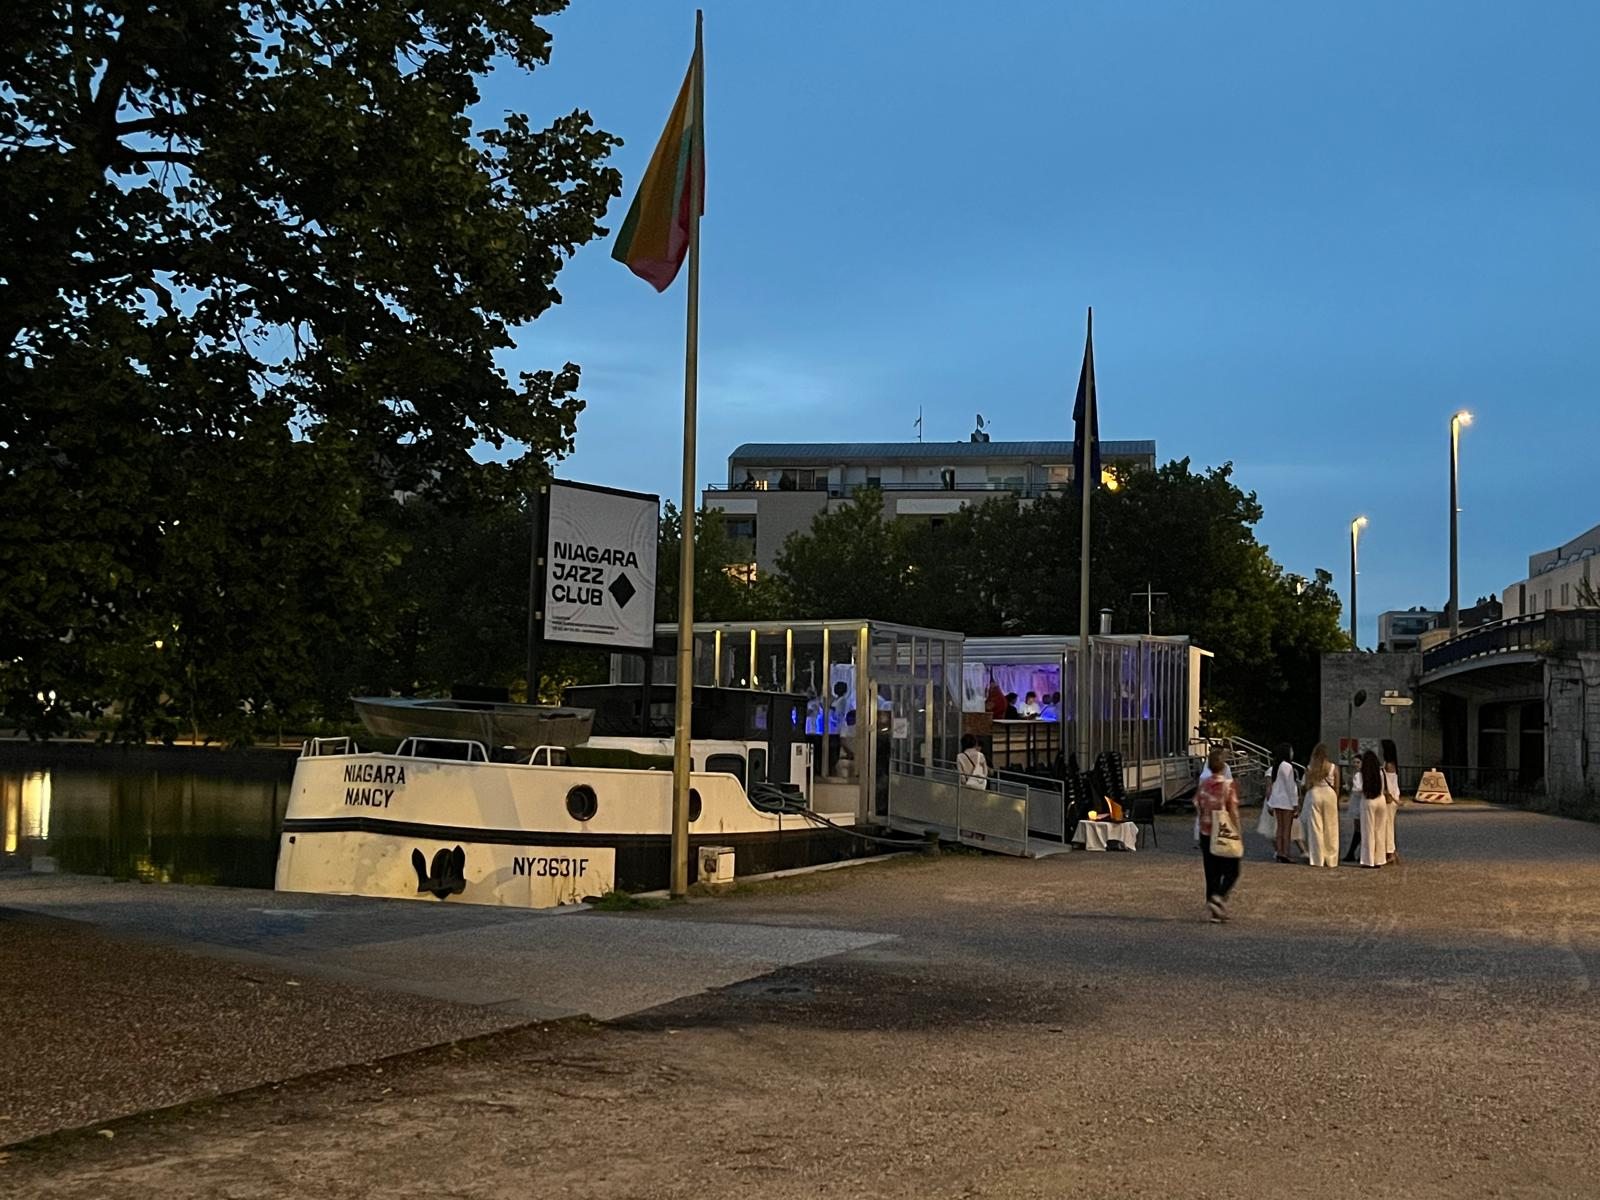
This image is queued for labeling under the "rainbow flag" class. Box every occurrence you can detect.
[611,35,705,292]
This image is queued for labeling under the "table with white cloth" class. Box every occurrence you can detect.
[1071,820,1140,851]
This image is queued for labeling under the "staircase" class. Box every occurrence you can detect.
[1216,735,1302,807]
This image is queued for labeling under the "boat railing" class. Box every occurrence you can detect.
[302,737,358,757]
[395,737,489,763]
[528,745,570,767]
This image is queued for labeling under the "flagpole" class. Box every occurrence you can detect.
[669,10,704,899]
[1076,307,1093,774]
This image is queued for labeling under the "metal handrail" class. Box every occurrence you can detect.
[707,481,1079,500]
[1421,612,1546,673]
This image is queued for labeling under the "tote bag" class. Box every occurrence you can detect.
[1209,806,1245,858]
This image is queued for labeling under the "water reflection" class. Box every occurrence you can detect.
[0,766,286,889]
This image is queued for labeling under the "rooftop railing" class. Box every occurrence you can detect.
[706,480,1078,500]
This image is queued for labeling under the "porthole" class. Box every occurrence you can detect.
[689,788,703,823]
[566,784,598,822]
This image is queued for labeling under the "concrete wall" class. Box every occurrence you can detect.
[1544,654,1600,804]
[1319,652,1435,765]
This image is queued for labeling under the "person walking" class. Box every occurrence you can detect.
[1381,738,1402,864]
[1196,748,1244,921]
[1299,743,1341,868]
[1265,742,1298,862]
[1194,751,1233,848]
[1354,749,1388,868]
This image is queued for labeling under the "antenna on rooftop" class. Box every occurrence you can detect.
[914,406,923,443]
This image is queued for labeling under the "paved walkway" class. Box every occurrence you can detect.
[0,875,889,1142]
[7,803,1600,1198]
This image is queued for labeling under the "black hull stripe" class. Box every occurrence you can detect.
[280,816,842,848]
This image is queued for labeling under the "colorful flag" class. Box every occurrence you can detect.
[1072,309,1100,486]
[611,37,705,292]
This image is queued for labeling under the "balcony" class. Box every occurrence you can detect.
[706,480,1078,501]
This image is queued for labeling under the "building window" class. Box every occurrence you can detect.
[777,468,820,491]
[1545,589,1553,611]
[725,516,756,542]
[1562,582,1569,606]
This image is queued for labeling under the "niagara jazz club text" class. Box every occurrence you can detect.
[550,541,638,606]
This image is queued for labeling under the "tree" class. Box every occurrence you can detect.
[772,461,1348,750]
[772,489,910,621]
[1,0,620,733]
[656,503,784,626]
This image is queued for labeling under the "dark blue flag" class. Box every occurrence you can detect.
[1072,308,1100,488]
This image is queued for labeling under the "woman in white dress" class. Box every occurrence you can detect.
[1299,743,1341,868]
[1381,738,1402,864]
[1265,743,1299,862]
[1353,750,1388,867]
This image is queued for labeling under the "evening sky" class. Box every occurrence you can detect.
[487,1,1599,644]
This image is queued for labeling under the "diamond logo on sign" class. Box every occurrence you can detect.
[608,572,637,609]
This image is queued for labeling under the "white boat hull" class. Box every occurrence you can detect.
[275,749,854,909]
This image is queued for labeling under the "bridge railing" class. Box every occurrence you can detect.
[1421,613,1546,674]
[1422,609,1600,674]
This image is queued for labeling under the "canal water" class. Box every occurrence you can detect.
[1,749,294,889]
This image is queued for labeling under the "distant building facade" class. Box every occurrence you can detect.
[703,439,1158,574]
[1378,608,1440,652]
[1502,521,1600,617]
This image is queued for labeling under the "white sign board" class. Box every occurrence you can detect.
[542,481,659,651]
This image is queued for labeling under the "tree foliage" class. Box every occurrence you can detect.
[771,461,1347,749]
[656,503,784,626]
[1,0,620,736]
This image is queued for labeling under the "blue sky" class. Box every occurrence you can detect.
[485,1,1599,646]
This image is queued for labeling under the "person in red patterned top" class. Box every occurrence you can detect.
[1196,748,1243,922]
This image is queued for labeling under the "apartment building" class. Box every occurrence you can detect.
[1502,521,1600,617]
[704,439,1158,574]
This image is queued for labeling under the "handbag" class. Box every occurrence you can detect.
[1209,806,1245,858]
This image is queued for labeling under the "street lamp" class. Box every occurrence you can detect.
[1449,410,1472,637]
[1350,516,1368,648]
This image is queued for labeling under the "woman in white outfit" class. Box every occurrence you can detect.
[1298,743,1341,868]
[1381,738,1402,864]
[1353,750,1388,867]
[1265,743,1299,862]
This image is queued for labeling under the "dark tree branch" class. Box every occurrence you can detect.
[116,113,197,137]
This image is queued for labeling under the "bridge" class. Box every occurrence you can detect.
[1417,609,1600,809]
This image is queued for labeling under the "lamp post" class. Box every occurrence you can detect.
[1349,516,1368,649]
[1449,410,1472,637]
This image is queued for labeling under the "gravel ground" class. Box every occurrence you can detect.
[7,802,1600,1198]
[0,911,523,1143]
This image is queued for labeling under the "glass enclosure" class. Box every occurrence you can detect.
[612,620,965,820]
[964,635,1200,780]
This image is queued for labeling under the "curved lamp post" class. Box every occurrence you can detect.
[1449,410,1472,637]
[1350,516,1368,648]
